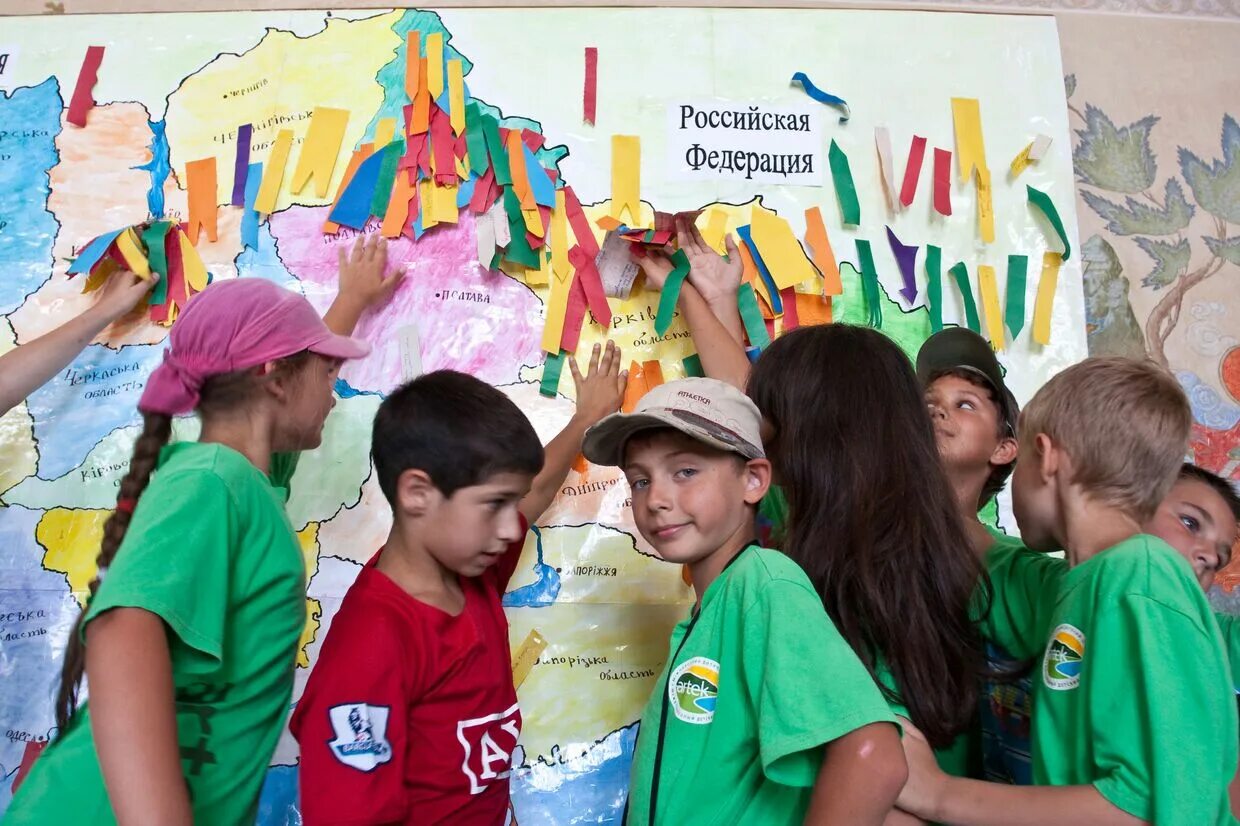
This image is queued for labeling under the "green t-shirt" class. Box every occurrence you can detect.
[985,534,1239,824]
[7,443,306,826]
[1213,613,1240,693]
[626,546,896,825]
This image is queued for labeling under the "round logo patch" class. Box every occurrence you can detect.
[1043,624,1085,691]
[668,656,720,724]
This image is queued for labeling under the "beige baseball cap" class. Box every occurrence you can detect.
[582,377,765,467]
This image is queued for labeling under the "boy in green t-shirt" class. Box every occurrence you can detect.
[897,356,1239,826]
[582,377,907,825]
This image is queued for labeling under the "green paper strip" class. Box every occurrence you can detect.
[369,141,404,219]
[855,239,882,329]
[502,187,540,268]
[1027,185,1071,261]
[141,221,172,306]
[737,283,771,350]
[540,351,565,398]
[949,262,981,333]
[682,354,704,377]
[1005,254,1029,340]
[464,102,490,177]
[654,250,690,336]
[926,245,943,333]
[828,140,861,226]
[482,114,511,186]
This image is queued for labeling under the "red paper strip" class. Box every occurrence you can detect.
[933,148,953,217]
[469,167,497,214]
[151,226,186,324]
[521,129,545,152]
[560,274,588,353]
[779,287,800,330]
[563,186,600,257]
[430,109,456,186]
[568,244,612,329]
[900,135,927,208]
[583,47,598,125]
[67,46,105,128]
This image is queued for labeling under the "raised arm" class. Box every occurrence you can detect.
[0,270,156,416]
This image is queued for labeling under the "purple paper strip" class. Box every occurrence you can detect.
[886,226,919,304]
[231,124,252,207]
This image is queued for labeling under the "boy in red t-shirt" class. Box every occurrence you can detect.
[292,345,625,825]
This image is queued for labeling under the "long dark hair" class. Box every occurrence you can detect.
[748,324,987,747]
[54,352,314,730]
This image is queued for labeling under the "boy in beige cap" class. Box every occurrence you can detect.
[584,378,908,826]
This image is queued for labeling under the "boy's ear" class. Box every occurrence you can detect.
[396,468,440,517]
[742,458,773,505]
[991,436,1019,468]
[1033,433,1060,483]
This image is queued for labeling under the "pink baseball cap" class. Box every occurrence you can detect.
[140,278,370,415]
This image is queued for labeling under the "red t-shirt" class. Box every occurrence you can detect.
[291,525,528,825]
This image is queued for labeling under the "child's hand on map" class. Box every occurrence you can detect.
[92,269,159,324]
[676,217,743,309]
[631,246,676,291]
[568,340,626,426]
[338,234,403,312]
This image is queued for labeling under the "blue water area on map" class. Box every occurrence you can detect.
[0,78,63,315]
[25,342,166,479]
[509,725,637,824]
[502,525,561,608]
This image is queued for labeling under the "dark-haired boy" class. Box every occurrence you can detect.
[292,346,624,825]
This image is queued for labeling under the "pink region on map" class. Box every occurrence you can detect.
[269,208,545,394]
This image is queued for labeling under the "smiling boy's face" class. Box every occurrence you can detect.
[1146,476,1238,591]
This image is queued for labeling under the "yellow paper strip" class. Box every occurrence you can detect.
[977,264,1004,351]
[524,249,549,286]
[541,264,570,352]
[83,258,117,293]
[418,180,438,230]
[447,59,465,136]
[426,33,444,98]
[1032,252,1062,346]
[551,189,570,281]
[610,135,641,223]
[701,208,728,254]
[374,117,397,149]
[976,166,995,244]
[522,206,543,239]
[433,182,459,225]
[750,207,817,290]
[291,107,349,198]
[1009,141,1035,178]
[951,97,987,183]
[178,230,209,292]
[114,228,151,278]
[255,129,294,215]
[511,629,548,690]
[455,153,469,181]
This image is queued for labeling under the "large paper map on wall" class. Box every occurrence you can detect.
[0,8,1085,823]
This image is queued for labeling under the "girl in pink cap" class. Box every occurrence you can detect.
[7,236,401,826]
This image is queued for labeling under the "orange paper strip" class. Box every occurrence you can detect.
[185,157,218,244]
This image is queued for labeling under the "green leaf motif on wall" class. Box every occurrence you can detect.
[1074,106,1159,193]
[1080,178,1194,236]
[1081,235,1146,358]
[1178,115,1240,224]
[1135,236,1192,289]
[1064,74,1077,100]
[1204,235,1240,267]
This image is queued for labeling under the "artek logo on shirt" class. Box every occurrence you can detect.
[1043,624,1085,691]
[456,702,522,794]
[327,703,394,772]
[669,656,719,724]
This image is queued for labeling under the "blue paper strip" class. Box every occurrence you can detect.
[790,72,850,123]
[241,161,263,251]
[736,224,783,315]
[328,147,389,229]
[523,145,556,208]
[68,229,125,275]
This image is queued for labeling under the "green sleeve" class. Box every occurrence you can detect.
[268,452,300,492]
[1214,612,1240,692]
[742,579,897,788]
[1090,595,1238,822]
[83,470,235,672]
[980,541,1067,659]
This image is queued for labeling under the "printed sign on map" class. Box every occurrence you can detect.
[666,100,825,186]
